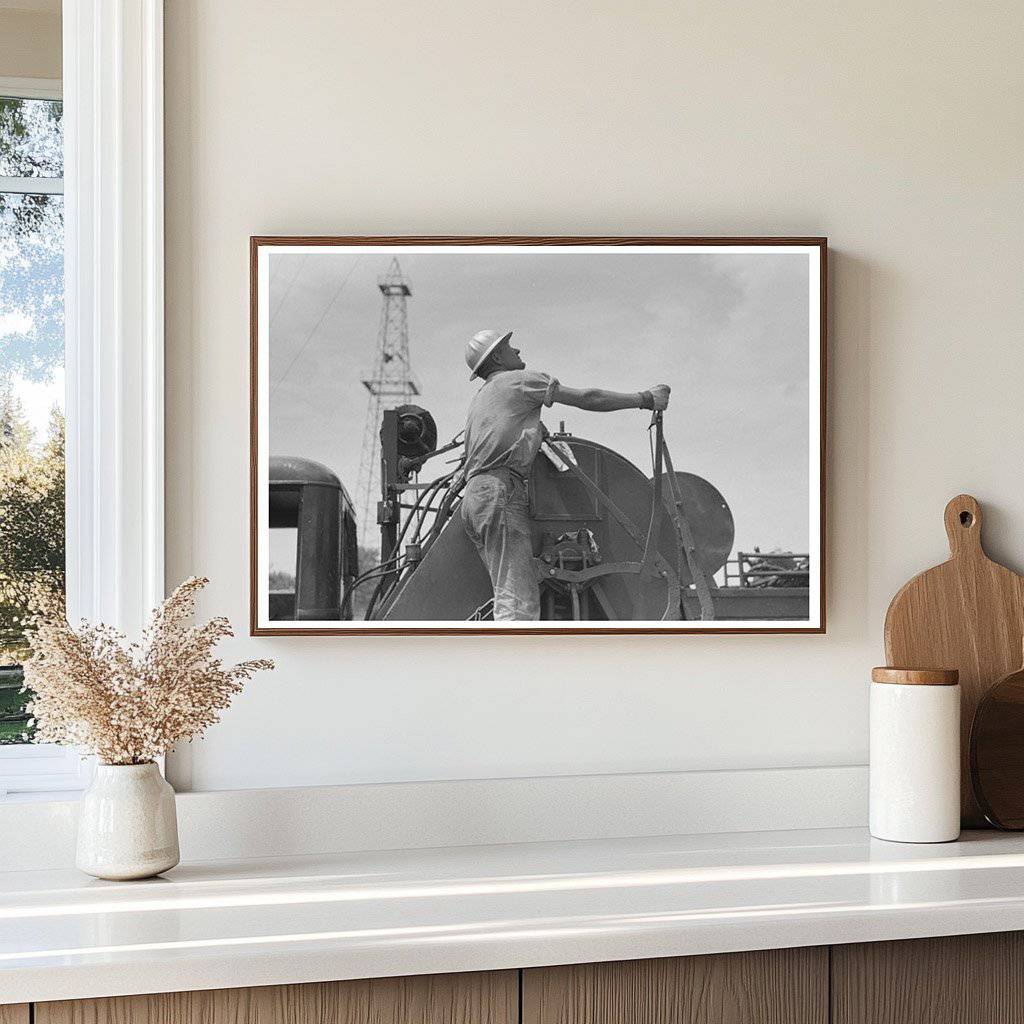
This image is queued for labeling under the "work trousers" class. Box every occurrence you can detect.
[461,469,540,621]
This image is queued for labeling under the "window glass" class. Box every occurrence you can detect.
[0,97,63,178]
[0,96,65,745]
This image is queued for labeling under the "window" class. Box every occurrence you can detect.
[0,84,66,727]
[1,6,166,800]
[0,78,82,798]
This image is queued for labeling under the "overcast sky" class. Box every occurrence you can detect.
[268,250,812,567]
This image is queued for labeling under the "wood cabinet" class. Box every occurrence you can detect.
[833,932,1024,1024]
[34,971,517,1024]
[17,932,1024,1024]
[522,948,827,1024]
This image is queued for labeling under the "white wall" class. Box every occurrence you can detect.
[164,0,1024,792]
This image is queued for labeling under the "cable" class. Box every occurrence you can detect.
[270,255,362,394]
[269,253,309,326]
[351,552,405,585]
[641,415,662,563]
[351,563,408,589]
[358,447,466,619]
[363,575,391,621]
[391,467,460,556]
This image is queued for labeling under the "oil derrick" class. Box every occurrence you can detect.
[355,258,420,548]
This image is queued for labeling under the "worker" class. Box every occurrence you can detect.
[460,329,670,621]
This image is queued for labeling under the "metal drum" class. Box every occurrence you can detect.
[378,435,734,622]
[653,471,734,581]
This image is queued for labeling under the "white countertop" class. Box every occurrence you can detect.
[4,826,1024,1004]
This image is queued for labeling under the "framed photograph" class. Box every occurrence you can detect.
[250,236,826,635]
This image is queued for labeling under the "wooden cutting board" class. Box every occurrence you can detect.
[884,494,1024,826]
[970,654,1024,829]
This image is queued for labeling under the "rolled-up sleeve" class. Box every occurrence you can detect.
[517,371,559,408]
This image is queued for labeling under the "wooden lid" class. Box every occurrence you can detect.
[872,667,959,686]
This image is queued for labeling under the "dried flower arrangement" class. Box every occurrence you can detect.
[22,577,273,765]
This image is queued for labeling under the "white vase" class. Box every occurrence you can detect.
[76,762,180,880]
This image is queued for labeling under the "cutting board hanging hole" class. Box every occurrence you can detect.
[944,494,983,556]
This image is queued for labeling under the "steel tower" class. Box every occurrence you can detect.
[355,258,419,548]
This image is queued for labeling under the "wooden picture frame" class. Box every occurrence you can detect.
[251,236,827,635]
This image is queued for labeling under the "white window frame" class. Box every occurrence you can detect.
[0,77,61,101]
[0,76,63,192]
[0,1,164,800]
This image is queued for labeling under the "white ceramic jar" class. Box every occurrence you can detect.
[870,667,960,843]
[76,762,180,880]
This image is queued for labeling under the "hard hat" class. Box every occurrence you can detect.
[465,329,513,379]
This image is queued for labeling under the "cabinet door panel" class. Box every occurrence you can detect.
[0,1007,29,1024]
[833,932,1024,1024]
[36,970,517,1024]
[523,948,828,1024]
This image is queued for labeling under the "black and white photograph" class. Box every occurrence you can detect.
[251,238,825,634]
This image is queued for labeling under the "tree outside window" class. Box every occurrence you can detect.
[0,93,65,744]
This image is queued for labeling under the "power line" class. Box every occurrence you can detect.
[270,256,361,395]
[269,253,309,327]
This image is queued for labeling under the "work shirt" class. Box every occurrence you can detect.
[463,369,559,480]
